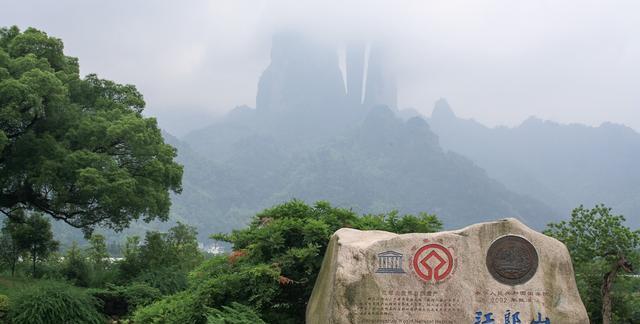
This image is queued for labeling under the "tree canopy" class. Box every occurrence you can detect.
[0,26,183,235]
[545,204,640,323]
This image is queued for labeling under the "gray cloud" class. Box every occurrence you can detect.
[2,0,639,135]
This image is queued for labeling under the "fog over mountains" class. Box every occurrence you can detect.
[428,99,640,228]
[157,32,639,239]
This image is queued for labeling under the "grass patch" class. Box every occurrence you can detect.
[0,275,93,298]
[0,275,48,299]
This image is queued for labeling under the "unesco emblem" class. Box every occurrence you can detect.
[375,251,406,274]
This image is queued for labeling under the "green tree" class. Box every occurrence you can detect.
[131,223,202,271]
[139,231,173,269]
[357,210,442,233]
[545,204,640,324]
[0,216,22,276]
[116,223,203,294]
[62,241,90,286]
[0,26,183,235]
[167,222,203,271]
[87,234,109,271]
[118,235,142,279]
[10,213,59,277]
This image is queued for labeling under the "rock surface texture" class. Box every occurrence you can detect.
[306,218,588,324]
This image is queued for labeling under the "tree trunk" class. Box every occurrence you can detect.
[31,248,36,278]
[10,256,15,277]
[601,265,617,324]
[10,246,17,277]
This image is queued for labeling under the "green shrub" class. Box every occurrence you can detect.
[88,288,127,318]
[88,266,119,288]
[134,258,280,323]
[90,282,161,317]
[8,281,104,324]
[61,243,91,287]
[36,255,65,281]
[132,291,206,324]
[207,303,266,324]
[122,282,163,309]
[0,294,9,319]
[135,266,188,295]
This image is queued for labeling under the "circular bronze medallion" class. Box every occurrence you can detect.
[486,235,538,285]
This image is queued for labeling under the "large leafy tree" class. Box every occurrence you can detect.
[0,26,183,234]
[545,204,640,324]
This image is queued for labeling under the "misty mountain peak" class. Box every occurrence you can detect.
[431,98,456,120]
[362,105,399,128]
[363,44,397,111]
[256,32,346,113]
[519,116,550,129]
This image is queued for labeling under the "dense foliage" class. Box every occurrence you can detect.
[116,222,203,294]
[0,220,203,321]
[207,303,267,324]
[0,294,8,320]
[0,26,183,235]
[89,282,161,318]
[62,241,90,286]
[8,281,104,324]
[134,200,442,323]
[545,205,640,323]
[132,290,206,323]
[0,212,59,277]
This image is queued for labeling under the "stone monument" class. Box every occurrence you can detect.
[306,218,589,323]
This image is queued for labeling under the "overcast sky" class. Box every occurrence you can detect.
[3,0,639,136]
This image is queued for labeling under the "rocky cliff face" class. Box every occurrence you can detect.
[363,44,397,111]
[346,42,366,106]
[256,32,346,115]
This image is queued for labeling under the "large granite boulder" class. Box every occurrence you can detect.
[307,218,588,323]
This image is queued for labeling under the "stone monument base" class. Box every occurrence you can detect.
[306,218,588,324]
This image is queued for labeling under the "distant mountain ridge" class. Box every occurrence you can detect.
[427,99,640,228]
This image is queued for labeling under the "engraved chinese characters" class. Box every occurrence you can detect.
[486,235,539,285]
[306,218,589,324]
